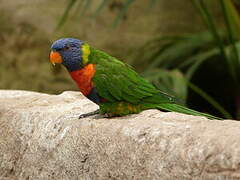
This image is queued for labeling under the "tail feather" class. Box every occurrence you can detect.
[156,103,222,120]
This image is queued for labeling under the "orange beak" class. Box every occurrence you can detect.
[50,51,63,65]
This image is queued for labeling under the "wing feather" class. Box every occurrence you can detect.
[91,50,175,104]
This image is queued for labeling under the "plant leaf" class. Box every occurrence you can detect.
[56,0,77,30]
[145,31,218,70]
[75,0,93,18]
[112,0,135,28]
[220,0,240,86]
[92,0,111,18]
[143,69,188,104]
[188,82,233,119]
[184,48,219,79]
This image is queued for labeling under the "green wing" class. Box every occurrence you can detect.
[91,49,175,104]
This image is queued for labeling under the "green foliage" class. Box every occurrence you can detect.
[193,0,240,85]
[140,0,240,119]
[135,32,223,70]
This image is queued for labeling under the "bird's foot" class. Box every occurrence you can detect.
[93,113,112,119]
[79,109,100,119]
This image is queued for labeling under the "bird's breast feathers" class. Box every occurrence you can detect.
[69,64,96,96]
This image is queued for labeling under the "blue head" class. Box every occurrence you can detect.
[50,38,88,72]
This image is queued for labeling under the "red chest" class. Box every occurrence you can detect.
[69,64,96,96]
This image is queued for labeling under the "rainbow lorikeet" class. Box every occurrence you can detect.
[50,38,221,120]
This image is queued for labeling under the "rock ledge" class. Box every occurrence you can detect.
[0,90,239,180]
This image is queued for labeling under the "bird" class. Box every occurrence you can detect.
[49,38,221,120]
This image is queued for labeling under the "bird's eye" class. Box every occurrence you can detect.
[63,45,70,51]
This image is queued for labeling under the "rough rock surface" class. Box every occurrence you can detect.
[0,90,240,180]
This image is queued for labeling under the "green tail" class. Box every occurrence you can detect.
[156,103,222,120]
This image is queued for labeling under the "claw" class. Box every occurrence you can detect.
[79,109,99,119]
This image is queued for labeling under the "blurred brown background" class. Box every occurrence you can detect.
[0,0,201,94]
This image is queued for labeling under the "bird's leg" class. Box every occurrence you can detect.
[93,113,113,119]
[79,109,100,119]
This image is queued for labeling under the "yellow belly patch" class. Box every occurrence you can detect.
[100,102,142,116]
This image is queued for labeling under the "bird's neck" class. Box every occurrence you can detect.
[66,47,94,72]
[64,63,82,72]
